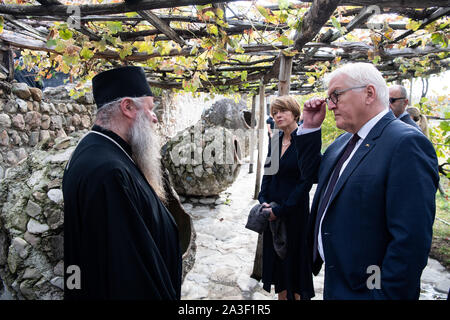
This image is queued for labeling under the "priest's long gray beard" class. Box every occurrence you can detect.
[128,110,166,202]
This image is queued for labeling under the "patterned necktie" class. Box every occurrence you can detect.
[313,133,360,262]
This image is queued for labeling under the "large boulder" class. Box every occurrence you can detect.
[201,98,254,158]
[0,132,196,299]
[162,122,242,196]
[202,98,253,130]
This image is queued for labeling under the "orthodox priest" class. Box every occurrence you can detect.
[63,66,182,300]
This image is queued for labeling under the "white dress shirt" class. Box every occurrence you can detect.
[297,108,389,262]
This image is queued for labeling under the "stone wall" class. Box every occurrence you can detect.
[0,134,82,300]
[0,82,96,180]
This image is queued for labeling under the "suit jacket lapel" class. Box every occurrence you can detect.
[312,133,352,213]
[328,111,397,206]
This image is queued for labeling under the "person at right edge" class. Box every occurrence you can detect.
[294,62,439,299]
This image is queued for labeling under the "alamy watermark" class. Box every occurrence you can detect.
[366,265,381,290]
[66,265,81,290]
[67,6,81,30]
[168,126,281,175]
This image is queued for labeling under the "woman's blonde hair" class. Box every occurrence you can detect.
[270,96,301,122]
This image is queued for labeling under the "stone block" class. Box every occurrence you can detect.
[26,101,33,112]
[19,132,29,145]
[12,83,31,100]
[29,87,42,102]
[12,114,25,130]
[11,237,30,259]
[24,111,41,130]
[47,189,63,204]
[16,99,28,113]
[32,101,40,112]
[10,130,21,146]
[15,148,27,162]
[0,129,9,146]
[71,114,81,126]
[25,200,42,218]
[39,130,50,142]
[23,268,41,280]
[40,114,50,130]
[24,232,40,247]
[53,260,64,277]
[50,115,63,130]
[0,113,11,128]
[19,280,36,299]
[29,131,39,146]
[80,115,91,128]
[4,100,18,113]
[40,102,50,113]
[6,151,18,165]
[27,218,49,234]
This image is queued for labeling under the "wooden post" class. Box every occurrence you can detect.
[254,79,265,199]
[7,47,14,81]
[278,54,293,96]
[249,94,257,174]
[251,82,265,280]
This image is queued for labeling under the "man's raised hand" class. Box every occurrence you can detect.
[302,98,327,129]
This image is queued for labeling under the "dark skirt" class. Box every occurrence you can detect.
[261,214,314,300]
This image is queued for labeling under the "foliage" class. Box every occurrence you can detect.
[0,0,443,98]
[414,94,450,176]
[431,183,450,270]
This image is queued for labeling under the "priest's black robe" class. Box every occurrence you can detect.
[63,125,182,300]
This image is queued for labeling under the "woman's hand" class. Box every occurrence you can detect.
[264,208,277,221]
[262,202,271,208]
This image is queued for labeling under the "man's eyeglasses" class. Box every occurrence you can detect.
[389,97,406,104]
[326,85,366,106]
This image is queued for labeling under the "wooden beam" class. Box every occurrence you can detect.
[278,54,293,96]
[137,10,186,46]
[249,94,256,174]
[254,78,265,200]
[118,22,284,41]
[35,0,102,41]
[0,30,290,61]
[0,0,250,17]
[3,15,47,41]
[300,0,448,8]
[392,7,450,43]
[293,0,341,52]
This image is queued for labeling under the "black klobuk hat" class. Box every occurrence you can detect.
[92,66,153,108]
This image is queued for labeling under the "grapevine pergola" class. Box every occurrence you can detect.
[0,0,448,97]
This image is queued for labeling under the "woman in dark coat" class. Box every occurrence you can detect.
[258,96,317,300]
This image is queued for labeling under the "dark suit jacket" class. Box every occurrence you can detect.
[294,111,439,300]
[399,112,420,129]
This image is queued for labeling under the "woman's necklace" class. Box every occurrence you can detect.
[282,139,291,146]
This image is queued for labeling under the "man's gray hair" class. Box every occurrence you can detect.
[324,62,389,108]
[95,96,147,127]
[391,85,408,99]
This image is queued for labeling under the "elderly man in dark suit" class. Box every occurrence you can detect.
[389,85,420,129]
[294,63,439,299]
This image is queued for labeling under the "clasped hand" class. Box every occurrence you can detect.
[262,202,277,221]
